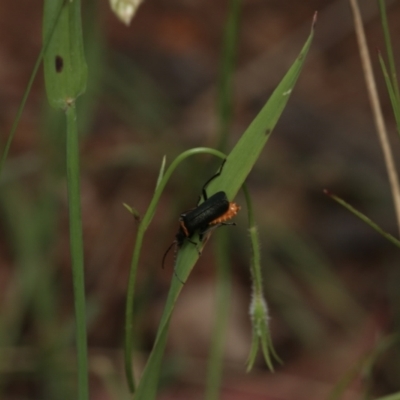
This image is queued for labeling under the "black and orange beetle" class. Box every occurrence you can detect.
[162,160,240,271]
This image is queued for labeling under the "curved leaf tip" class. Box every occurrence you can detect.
[312,11,318,30]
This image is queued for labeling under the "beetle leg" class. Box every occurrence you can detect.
[199,221,236,239]
[191,239,202,256]
[200,159,227,202]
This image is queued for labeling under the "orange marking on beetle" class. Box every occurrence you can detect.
[209,202,240,225]
[180,220,190,237]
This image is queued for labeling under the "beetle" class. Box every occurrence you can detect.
[162,160,240,272]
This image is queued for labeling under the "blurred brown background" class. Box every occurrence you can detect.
[1,0,400,399]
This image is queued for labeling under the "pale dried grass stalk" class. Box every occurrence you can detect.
[349,0,400,236]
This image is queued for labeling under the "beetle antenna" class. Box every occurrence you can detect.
[162,240,185,284]
[162,240,176,269]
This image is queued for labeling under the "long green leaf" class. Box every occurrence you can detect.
[43,0,89,399]
[43,0,87,109]
[133,13,316,400]
[124,148,227,393]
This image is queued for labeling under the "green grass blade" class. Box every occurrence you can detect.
[43,1,89,398]
[205,1,241,398]
[378,52,400,133]
[378,0,400,104]
[124,147,227,394]
[66,105,89,400]
[324,189,400,249]
[0,2,64,177]
[43,0,87,109]
[155,156,166,190]
[133,14,316,400]
[375,393,400,400]
[216,0,242,150]
[205,13,316,201]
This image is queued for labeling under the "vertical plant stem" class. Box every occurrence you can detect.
[124,223,145,393]
[349,0,400,235]
[217,0,242,151]
[206,0,241,397]
[205,233,232,400]
[243,185,262,296]
[66,104,89,400]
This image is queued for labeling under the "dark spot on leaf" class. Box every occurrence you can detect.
[265,128,271,135]
[55,55,63,72]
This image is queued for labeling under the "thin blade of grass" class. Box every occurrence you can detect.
[324,189,400,249]
[216,0,242,150]
[378,0,400,104]
[133,14,316,400]
[375,393,400,400]
[0,2,65,177]
[349,0,400,235]
[155,156,166,190]
[378,53,400,132]
[124,147,227,393]
[205,232,232,400]
[205,1,241,398]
